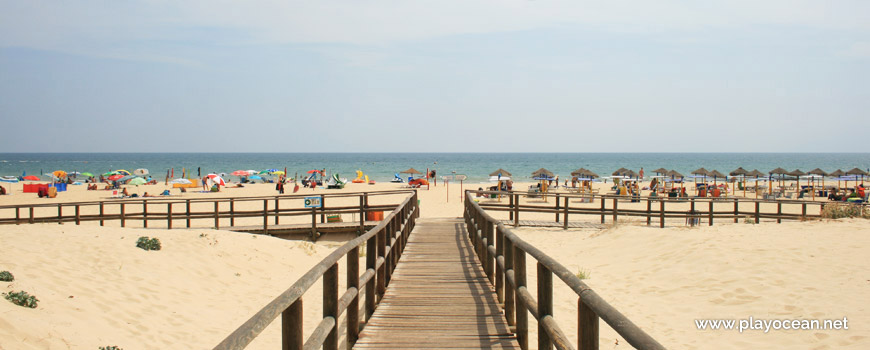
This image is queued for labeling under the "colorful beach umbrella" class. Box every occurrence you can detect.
[81,172,94,177]
[128,177,146,186]
[116,170,132,176]
[231,170,249,176]
[22,175,40,181]
[108,174,124,181]
[133,168,149,176]
[53,170,67,178]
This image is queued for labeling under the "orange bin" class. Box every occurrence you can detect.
[365,211,384,221]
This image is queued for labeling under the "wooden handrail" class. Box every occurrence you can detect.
[214,191,418,350]
[465,194,666,350]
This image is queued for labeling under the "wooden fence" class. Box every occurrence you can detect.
[0,190,414,237]
[213,191,419,350]
[470,190,861,228]
[464,194,666,350]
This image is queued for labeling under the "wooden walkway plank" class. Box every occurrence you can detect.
[354,218,521,350]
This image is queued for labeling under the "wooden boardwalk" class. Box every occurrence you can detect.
[354,218,521,350]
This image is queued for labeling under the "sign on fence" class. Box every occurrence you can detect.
[304,196,322,208]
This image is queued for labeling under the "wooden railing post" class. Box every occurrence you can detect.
[359,194,365,234]
[311,207,317,241]
[646,199,651,226]
[167,203,173,229]
[120,203,126,228]
[486,221,495,284]
[555,194,560,223]
[802,203,807,220]
[143,200,148,228]
[275,197,280,225]
[377,228,386,298]
[538,262,553,350]
[755,202,760,224]
[230,199,235,227]
[282,298,303,350]
[99,202,104,226]
[777,202,782,223]
[509,194,514,221]
[347,246,360,347]
[514,193,520,227]
[29,207,34,224]
[320,195,326,224]
[504,237,515,328]
[612,198,618,222]
[496,225,504,304]
[214,201,220,229]
[75,205,80,225]
[563,196,569,230]
[263,199,269,234]
[15,207,20,225]
[366,234,377,318]
[708,201,714,226]
[660,200,665,228]
[57,204,62,224]
[600,197,606,224]
[323,263,338,350]
[186,199,191,228]
[514,247,528,350]
[578,298,599,350]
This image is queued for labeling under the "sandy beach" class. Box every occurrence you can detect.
[1,179,869,349]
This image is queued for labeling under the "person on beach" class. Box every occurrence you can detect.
[0,185,6,195]
[276,181,284,194]
[639,167,645,179]
[122,188,130,197]
[202,177,208,191]
[858,184,866,199]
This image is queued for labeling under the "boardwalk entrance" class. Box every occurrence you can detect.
[355,218,521,350]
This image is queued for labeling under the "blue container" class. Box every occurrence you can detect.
[49,183,67,192]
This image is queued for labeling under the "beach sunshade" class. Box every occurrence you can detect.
[489,168,513,177]
[846,168,869,176]
[666,170,684,178]
[22,175,40,181]
[115,169,132,176]
[400,168,422,175]
[245,170,257,174]
[807,168,829,176]
[709,170,726,179]
[829,169,845,177]
[691,168,709,176]
[652,168,669,174]
[231,170,249,176]
[489,176,512,182]
[611,167,629,176]
[531,168,554,178]
[108,174,124,181]
[306,169,324,175]
[81,172,94,177]
[102,171,118,176]
[272,171,286,175]
[206,174,226,186]
[769,167,789,175]
[729,167,749,176]
[788,169,806,177]
[53,170,67,178]
[128,177,146,186]
[132,168,149,176]
[747,169,765,177]
[117,175,135,183]
[249,175,262,180]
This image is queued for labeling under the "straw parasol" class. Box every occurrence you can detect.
[768,168,789,194]
[747,169,765,198]
[709,170,726,186]
[691,168,709,176]
[808,168,829,192]
[531,168,554,178]
[489,168,512,177]
[652,168,669,175]
[730,167,749,196]
[611,168,630,176]
[400,168,422,175]
[571,168,599,178]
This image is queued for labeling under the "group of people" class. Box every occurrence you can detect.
[828,184,866,202]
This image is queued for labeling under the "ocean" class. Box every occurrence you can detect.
[0,153,867,183]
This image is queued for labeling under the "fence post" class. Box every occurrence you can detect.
[99,202,104,226]
[214,201,219,229]
[734,199,739,223]
[57,204,62,224]
[514,193,520,227]
[275,197,280,225]
[167,203,173,229]
[538,262,553,350]
[311,207,318,241]
[514,247,528,350]
[563,196,569,230]
[320,195,326,224]
[29,207,34,224]
[755,202,760,224]
[646,199,651,226]
[600,198,606,224]
[75,205,80,225]
[777,202,782,224]
[263,199,269,235]
[495,225,504,304]
[578,297,599,350]
[282,298,303,350]
[486,221,495,284]
[230,199,235,227]
[366,234,377,317]
[143,200,148,228]
[323,263,339,350]
[802,203,807,220]
[186,199,191,228]
[660,200,665,228]
[509,194,514,221]
[504,238,515,328]
[612,197,618,222]
[708,201,713,226]
[555,194,560,223]
[347,246,360,347]
[377,228,386,298]
[359,194,365,234]
[120,203,126,227]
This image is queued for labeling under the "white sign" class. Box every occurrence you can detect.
[304,196,322,208]
[455,174,467,181]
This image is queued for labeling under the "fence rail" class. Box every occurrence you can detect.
[464,193,666,350]
[470,190,861,228]
[0,190,414,237]
[214,191,419,350]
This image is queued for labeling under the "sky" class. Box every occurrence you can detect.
[1,1,868,153]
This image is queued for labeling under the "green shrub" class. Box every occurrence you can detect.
[0,271,13,282]
[136,236,162,251]
[575,268,591,280]
[4,291,38,308]
[99,346,123,350]
[821,203,870,219]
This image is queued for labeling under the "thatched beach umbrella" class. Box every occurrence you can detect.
[748,169,765,198]
[400,168,422,175]
[730,167,749,197]
[769,167,789,194]
[846,168,868,185]
[611,168,630,176]
[808,168,829,191]
[532,168,554,178]
[489,168,512,178]
[709,170,726,186]
[665,170,684,192]
[531,168,555,200]
[830,169,845,190]
[653,168,669,176]
[691,168,709,193]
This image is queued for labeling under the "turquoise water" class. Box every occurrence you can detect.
[0,153,867,183]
